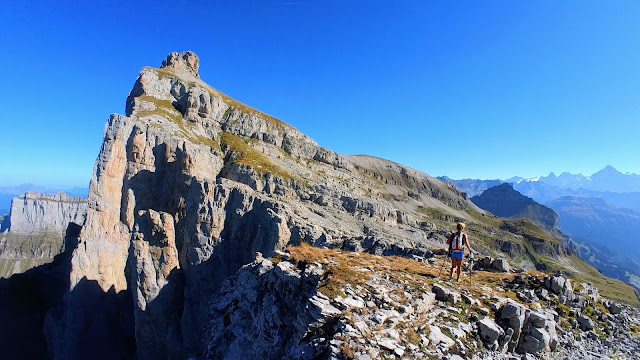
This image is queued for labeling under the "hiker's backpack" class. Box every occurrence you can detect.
[447,232,466,256]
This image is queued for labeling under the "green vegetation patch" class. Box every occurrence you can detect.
[211,87,290,130]
[500,219,558,243]
[556,304,571,317]
[466,205,502,227]
[405,328,421,346]
[145,66,175,80]
[568,255,640,306]
[221,132,297,181]
[135,95,184,128]
[416,206,457,222]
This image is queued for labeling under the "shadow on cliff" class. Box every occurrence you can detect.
[119,142,300,358]
[0,223,136,360]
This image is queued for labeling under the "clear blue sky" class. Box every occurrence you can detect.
[1,1,639,187]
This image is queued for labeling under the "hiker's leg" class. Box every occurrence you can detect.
[456,258,462,279]
[449,257,455,278]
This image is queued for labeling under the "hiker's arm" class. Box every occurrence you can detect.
[465,235,473,253]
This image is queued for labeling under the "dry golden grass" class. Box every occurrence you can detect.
[287,244,640,306]
[286,243,547,303]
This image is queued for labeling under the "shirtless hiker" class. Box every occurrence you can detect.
[446,222,473,282]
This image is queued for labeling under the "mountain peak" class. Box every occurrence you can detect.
[594,165,621,176]
[160,51,200,78]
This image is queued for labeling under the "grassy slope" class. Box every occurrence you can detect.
[415,204,639,305]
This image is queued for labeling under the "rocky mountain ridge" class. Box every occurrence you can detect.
[45,50,478,359]
[441,167,640,215]
[1,51,637,360]
[536,166,640,193]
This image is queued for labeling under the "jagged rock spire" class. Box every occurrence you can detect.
[161,51,200,78]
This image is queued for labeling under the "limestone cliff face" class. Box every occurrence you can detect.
[0,192,86,278]
[5,192,86,234]
[48,51,472,359]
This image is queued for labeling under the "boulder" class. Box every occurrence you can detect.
[432,284,449,302]
[482,256,494,268]
[492,258,511,272]
[577,315,594,330]
[414,292,436,314]
[580,283,600,302]
[428,325,455,348]
[500,301,527,351]
[547,276,565,294]
[462,294,477,305]
[604,300,622,315]
[527,311,549,328]
[431,284,460,304]
[520,327,550,354]
[477,307,490,316]
[477,317,504,344]
[500,301,527,331]
[536,287,549,301]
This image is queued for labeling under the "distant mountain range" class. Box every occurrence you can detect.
[439,166,640,214]
[0,184,88,215]
[533,165,640,193]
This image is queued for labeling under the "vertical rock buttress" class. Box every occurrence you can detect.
[46,52,296,359]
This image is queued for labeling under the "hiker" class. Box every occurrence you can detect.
[446,222,473,282]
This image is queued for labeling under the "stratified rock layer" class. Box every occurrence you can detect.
[0,192,86,278]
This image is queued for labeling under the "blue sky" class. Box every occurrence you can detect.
[1,1,639,187]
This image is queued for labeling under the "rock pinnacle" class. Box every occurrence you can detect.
[161,51,200,78]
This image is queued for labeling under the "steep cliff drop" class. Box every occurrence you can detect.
[0,192,86,359]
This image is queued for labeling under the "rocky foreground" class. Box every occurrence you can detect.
[202,244,640,360]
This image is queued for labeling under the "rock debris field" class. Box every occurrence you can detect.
[202,244,640,360]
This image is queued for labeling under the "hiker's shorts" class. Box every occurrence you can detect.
[451,251,464,259]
